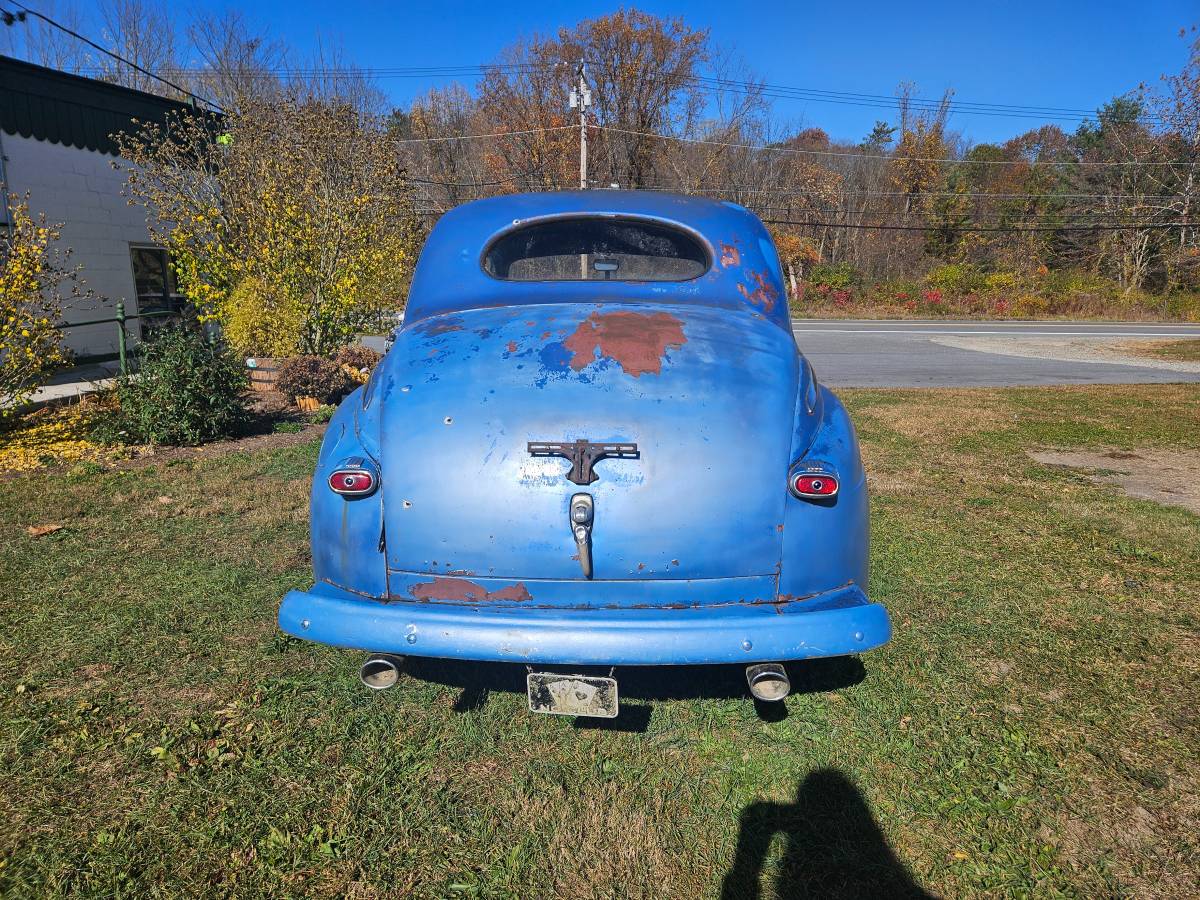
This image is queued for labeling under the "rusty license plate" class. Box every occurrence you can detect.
[526,672,619,718]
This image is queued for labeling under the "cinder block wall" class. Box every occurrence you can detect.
[3,131,153,359]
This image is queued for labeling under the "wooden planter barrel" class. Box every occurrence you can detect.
[246,358,279,392]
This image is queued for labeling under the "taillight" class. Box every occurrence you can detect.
[329,468,376,497]
[789,468,839,499]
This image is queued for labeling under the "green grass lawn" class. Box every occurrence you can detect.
[1,385,1197,898]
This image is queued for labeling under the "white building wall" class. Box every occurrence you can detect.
[2,130,154,358]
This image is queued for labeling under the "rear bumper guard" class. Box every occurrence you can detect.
[278,581,891,666]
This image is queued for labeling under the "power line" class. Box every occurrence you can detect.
[761,218,1196,232]
[686,74,1105,118]
[53,53,1163,127]
[626,183,1186,200]
[672,73,1163,125]
[2,0,223,112]
[410,167,550,187]
[403,183,1186,227]
[390,125,574,144]
[69,62,562,80]
[592,124,1182,167]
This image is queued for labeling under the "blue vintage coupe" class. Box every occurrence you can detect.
[279,191,891,717]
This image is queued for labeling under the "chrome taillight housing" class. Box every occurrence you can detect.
[788,462,839,500]
[328,457,378,497]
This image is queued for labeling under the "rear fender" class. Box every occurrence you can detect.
[777,386,868,599]
[311,386,387,599]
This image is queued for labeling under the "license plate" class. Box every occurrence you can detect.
[527,672,619,718]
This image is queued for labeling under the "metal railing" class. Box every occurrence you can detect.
[62,300,176,374]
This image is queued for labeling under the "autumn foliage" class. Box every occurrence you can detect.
[20,6,1200,326]
[0,197,80,416]
[117,92,421,357]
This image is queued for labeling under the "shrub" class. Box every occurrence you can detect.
[275,355,354,404]
[984,271,1019,293]
[1041,269,1116,299]
[1165,293,1200,321]
[807,262,857,290]
[96,328,249,446]
[1012,294,1051,317]
[334,344,382,377]
[925,263,986,296]
[116,97,420,358]
[0,198,80,418]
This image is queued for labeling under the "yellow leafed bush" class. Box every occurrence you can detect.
[116,97,422,359]
[0,198,79,416]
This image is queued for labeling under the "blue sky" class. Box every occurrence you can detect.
[41,1,1200,144]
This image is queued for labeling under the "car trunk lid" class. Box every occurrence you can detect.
[379,301,801,605]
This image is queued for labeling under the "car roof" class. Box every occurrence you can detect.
[404,190,790,329]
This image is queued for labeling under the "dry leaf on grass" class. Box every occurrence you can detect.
[27,524,64,537]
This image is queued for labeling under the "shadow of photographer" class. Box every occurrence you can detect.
[721,768,936,900]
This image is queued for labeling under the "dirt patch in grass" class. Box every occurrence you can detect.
[96,422,326,474]
[1120,338,1200,363]
[1029,448,1200,514]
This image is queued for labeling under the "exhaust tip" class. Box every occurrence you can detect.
[359,654,402,690]
[746,662,791,702]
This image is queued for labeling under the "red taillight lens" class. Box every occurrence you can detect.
[329,469,375,496]
[791,473,838,498]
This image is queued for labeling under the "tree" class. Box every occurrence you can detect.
[97,0,181,96]
[891,84,954,215]
[117,91,421,356]
[1069,97,1168,291]
[0,1,89,73]
[186,10,288,111]
[1146,27,1200,288]
[475,10,721,188]
[0,198,83,416]
[861,122,896,152]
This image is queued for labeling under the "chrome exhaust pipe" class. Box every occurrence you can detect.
[359,654,403,690]
[746,663,791,702]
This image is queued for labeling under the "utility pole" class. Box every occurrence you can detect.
[569,63,592,190]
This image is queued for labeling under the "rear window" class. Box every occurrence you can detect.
[483,217,709,282]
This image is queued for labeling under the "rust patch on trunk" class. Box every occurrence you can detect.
[563,311,686,377]
[737,270,779,312]
[720,242,740,267]
[409,577,532,603]
[413,317,464,336]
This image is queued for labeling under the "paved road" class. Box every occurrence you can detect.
[791,320,1200,388]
